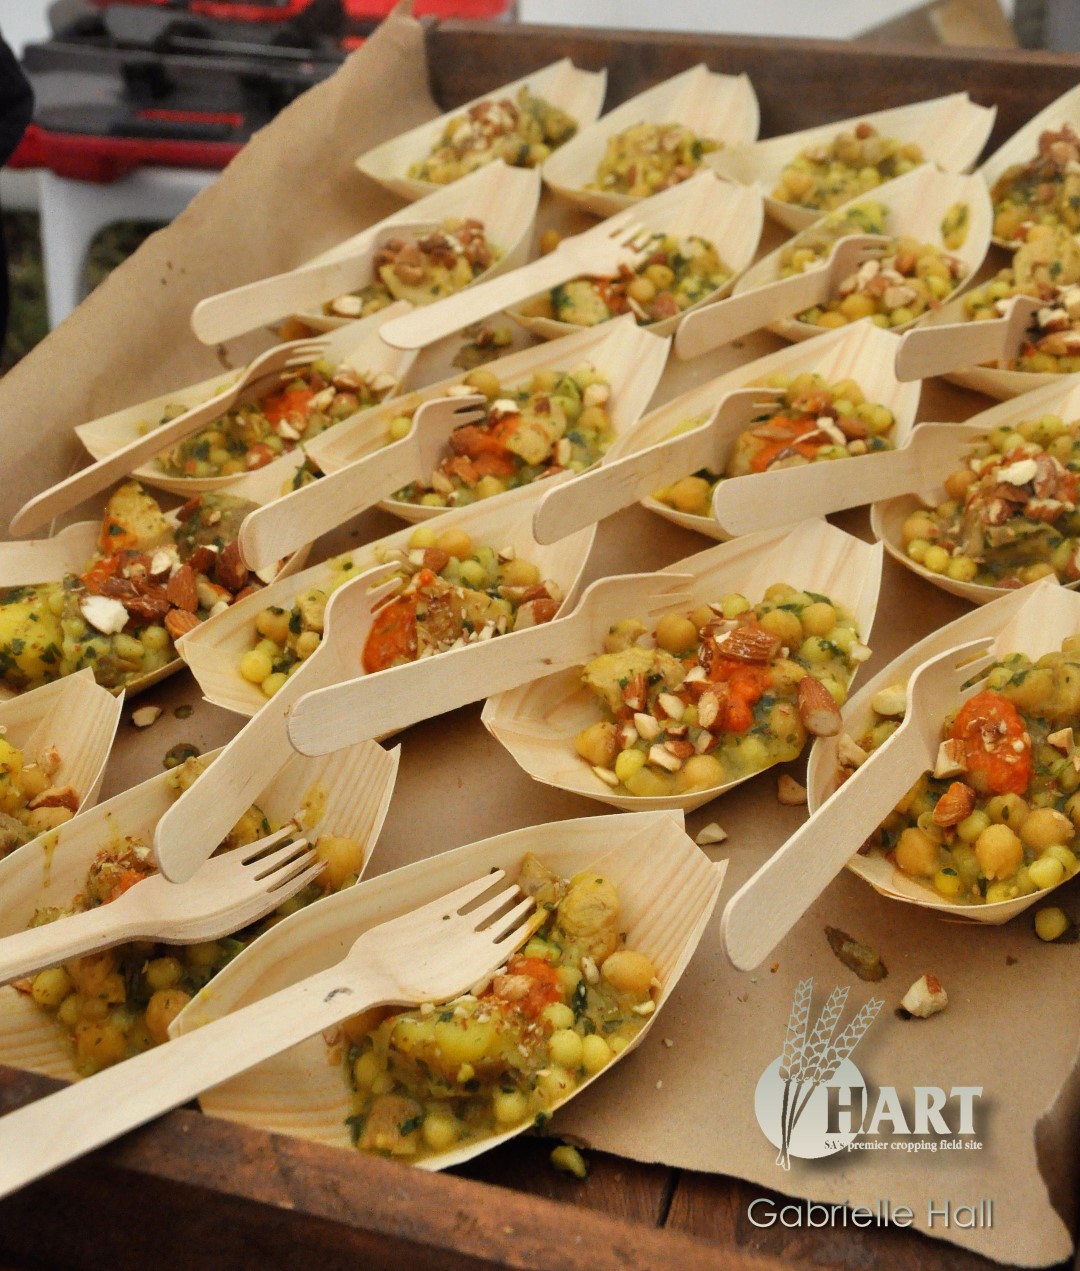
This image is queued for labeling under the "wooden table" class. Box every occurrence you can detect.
[2,20,1079,1271]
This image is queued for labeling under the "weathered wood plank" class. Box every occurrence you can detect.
[426,22,1080,149]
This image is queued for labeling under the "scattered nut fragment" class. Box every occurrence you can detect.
[826,926,887,981]
[649,744,683,772]
[131,705,163,729]
[777,775,807,805]
[871,684,906,717]
[591,765,620,788]
[932,780,976,827]
[695,822,728,846]
[837,733,869,770]
[933,738,967,779]
[656,692,685,721]
[797,676,841,737]
[900,973,948,1019]
[1048,727,1075,753]
[38,746,61,779]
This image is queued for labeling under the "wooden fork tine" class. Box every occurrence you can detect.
[467,884,528,929]
[422,870,510,918]
[247,837,313,877]
[490,895,539,944]
[268,860,327,894]
[233,825,297,861]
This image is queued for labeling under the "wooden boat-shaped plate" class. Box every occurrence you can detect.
[171,809,726,1169]
[731,166,992,343]
[0,735,400,1080]
[482,518,882,813]
[0,455,315,701]
[355,58,607,204]
[0,669,123,817]
[541,64,759,219]
[871,372,1080,605]
[624,321,921,542]
[977,82,1080,250]
[806,577,1080,923]
[74,306,419,496]
[292,162,543,333]
[707,92,996,233]
[304,314,671,525]
[507,171,763,342]
[179,478,597,718]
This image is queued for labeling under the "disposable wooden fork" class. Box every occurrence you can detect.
[709,420,980,537]
[0,870,537,1201]
[893,294,1043,381]
[673,234,887,360]
[154,565,403,883]
[720,638,996,971]
[531,386,784,543]
[9,337,329,537]
[0,827,318,986]
[377,219,652,350]
[237,393,487,571]
[189,222,439,345]
[285,569,693,756]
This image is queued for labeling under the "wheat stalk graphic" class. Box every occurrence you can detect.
[775,986,882,1170]
[776,978,812,1170]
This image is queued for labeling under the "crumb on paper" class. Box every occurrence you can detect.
[825,926,887,981]
[662,1037,673,1048]
[1005,954,1018,965]
[777,774,807,805]
[655,1080,663,1090]
[736,991,749,1003]
[770,961,779,973]
[695,822,727,846]
[163,742,200,770]
[899,973,948,1019]
[550,1144,588,1180]
[173,704,194,720]
[1034,906,1075,942]
[131,705,162,729]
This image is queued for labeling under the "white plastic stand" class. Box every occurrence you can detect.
[38,167,218,327]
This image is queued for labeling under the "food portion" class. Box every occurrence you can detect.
[573,584,867,798]
[0,482,267,694]
[587,123,719,197]
[900,414,1080,588]
[851,641,1080,905]
[520,232,730,328]
[17,755,366,1076]
[408,88,577,184]
[990,124,1080,245]
[241,526,562,696]
[392,365,614,509]
[772,123,924,212]
[653,373,896,520]
[778,201,968,330]
[325,220,499,320]
[0,739,73,860]
[961,224,1080,373]
[340,854,654,1161]
[151,360,398,480]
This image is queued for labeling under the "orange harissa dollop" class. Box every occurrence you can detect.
[948,689,1032,796]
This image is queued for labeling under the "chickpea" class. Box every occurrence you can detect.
[975,823,1024,880]
[144,989,192,1046]
[464,369,501,400]
[665,475,711,514]
[799,602,836,637]
[493,1090,530,1125]
[548,1028,584,1070]
[582,1034,612,1074]
[943,468,978,501]
[624,767,674,798]
[435,527,474,560]
[627,276,657,304]
[315,834,365,890]
[985,793,1028,829]
[423,1113,459,1151]
[654,613,698,654]
[894,826,940,877]
[674,753,725,792]
[760,608,803,647]
[601,949,656,995]
[1020,807,1074,851]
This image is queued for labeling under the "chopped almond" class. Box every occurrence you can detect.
[797,677,842,737]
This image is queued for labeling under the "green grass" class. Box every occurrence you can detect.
[2,213,160,373]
